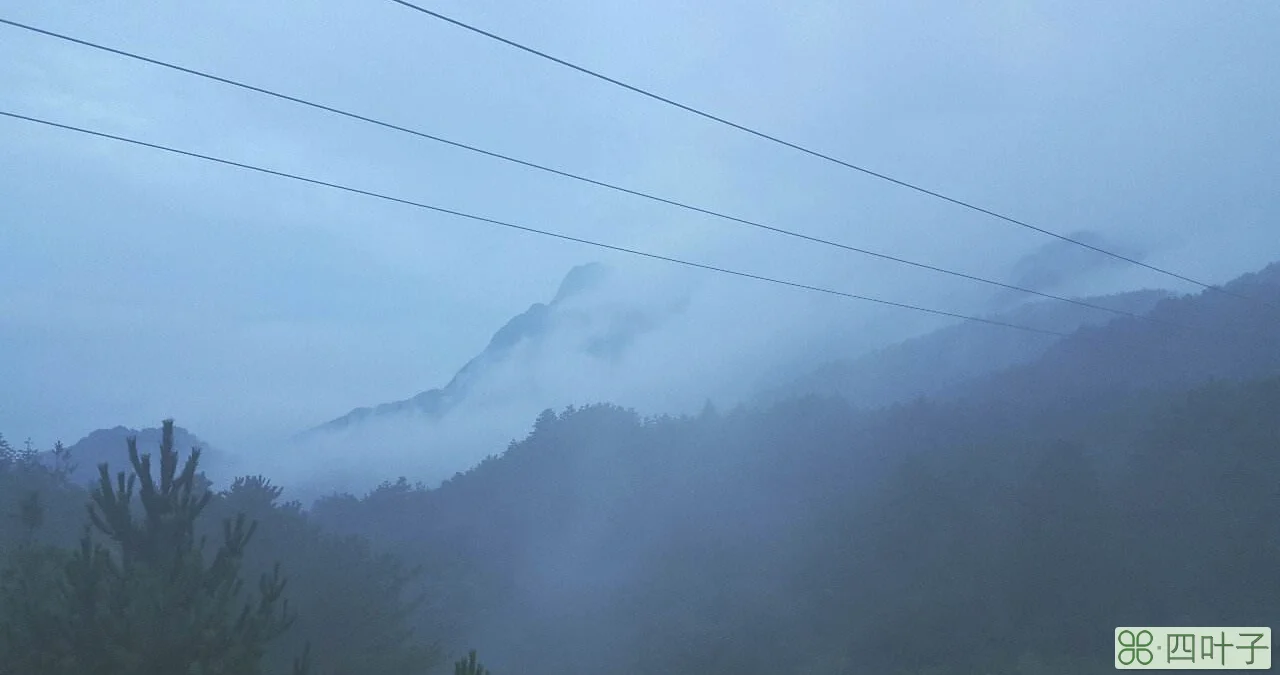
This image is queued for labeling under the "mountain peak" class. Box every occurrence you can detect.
[303,261,646,437]
[57,424,217,487]
[552,262,609,304]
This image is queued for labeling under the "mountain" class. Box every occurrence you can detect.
[950,260,1280,414]
[759,288,1173,410]
[308,260,1280,675]
[53,423,218,489]
[300,262,681,438]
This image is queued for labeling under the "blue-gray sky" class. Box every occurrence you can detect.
[1,0,1277,462]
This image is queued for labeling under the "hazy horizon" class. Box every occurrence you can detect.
[3,0,1278,478]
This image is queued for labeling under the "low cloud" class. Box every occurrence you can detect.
[987,230,1151,311]
[219,259,898,499]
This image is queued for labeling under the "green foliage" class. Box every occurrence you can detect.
[0,541,72,675]
[214,479,441,675]
[0,442,87,555]
[6,288,1279,675]
[224,475,287,515]
[15,491,44,542]
[0,419,307,675]
[48,441,76,483]
[306,376,1280,674]
[454,650,490,675]
[0,425,445,675]
[0,433,40,473]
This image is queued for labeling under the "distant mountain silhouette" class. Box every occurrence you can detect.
[761,288,1174,410]
[53,423,217,489]
[307,260,1280,675]
[299,262,675,437]
[949,260,1280,415]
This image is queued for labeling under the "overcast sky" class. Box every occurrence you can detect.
[1,0,1277,454]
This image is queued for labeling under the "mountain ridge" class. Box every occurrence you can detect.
[298,262,651,438]
[758,287,1174,410]
[49,423,218,488]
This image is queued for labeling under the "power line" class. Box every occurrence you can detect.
[384,0,1262,307]
[0,18,1164,325]
[0,109,1074,338]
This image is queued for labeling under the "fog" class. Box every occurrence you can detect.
[2,3,1279,673]
[218,258,932,497]
[3,0,1277,460]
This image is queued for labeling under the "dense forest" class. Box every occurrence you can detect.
[2,264,1278,674]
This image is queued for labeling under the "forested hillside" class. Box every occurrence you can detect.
[5,1,1276,672]
[0,425,438,675]
[311,263,1279,674]
[762,288,1172,409]
[306,374,1280,674]
[3,262,1278,674]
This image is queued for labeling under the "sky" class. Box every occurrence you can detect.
[1,0,1277,477]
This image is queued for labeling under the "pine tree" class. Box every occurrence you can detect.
[16,491,44,545]
[0,419,308,675]
[0,433,13,470]
[454,650,490,675]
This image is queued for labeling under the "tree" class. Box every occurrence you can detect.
[15,491,44,545]
[0,433,12,470]
[0,434,40,472]
[215,474,440,675]
[0,419,308,675]
[454,650,490,675]
[48,441,76,483]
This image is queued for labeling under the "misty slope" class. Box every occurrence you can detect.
[759,288,1172,409]
[300,262,675,438]
[52,423,218,488]
[950,261,1280,414]
[309,259,1280,675]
